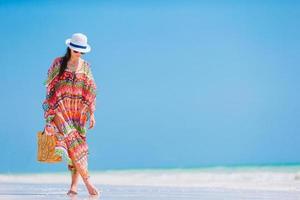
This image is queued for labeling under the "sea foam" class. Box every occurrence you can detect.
[1,166,300,192]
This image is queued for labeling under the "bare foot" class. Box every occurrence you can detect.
[83,178,99,196]
[68,189,77,195]
[68,171,80,196]
[68,183,78,195]
[67,190,78,196]
[87,183,99,196]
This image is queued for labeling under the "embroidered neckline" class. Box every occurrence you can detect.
[66,58,84,73]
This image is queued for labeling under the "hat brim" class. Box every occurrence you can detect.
[65,39,91,53]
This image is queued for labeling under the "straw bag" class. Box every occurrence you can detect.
[37,131,62,163]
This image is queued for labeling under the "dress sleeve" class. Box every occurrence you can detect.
[42,57,61,125]
[86,63,97,117]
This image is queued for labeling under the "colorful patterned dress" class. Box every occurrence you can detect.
[42,57,97,178]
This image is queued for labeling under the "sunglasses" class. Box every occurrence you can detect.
[73,50,85,55]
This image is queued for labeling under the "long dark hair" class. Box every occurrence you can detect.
[58,47,71,77]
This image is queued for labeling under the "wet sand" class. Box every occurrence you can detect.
[0,182,300,200]
[1,169,300,200]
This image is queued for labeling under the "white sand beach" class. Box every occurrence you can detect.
[1,167,300,199]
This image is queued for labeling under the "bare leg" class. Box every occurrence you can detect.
[82,177,99,196]
[53,115,99,196]
[72,162,99,196]
[53,115,81,195]
[69,171,80,193]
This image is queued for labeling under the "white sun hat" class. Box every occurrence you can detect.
[65,33,91,53]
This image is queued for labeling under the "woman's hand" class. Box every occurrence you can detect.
[89,114,96,129]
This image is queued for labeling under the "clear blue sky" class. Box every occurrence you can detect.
[0,0,300,173]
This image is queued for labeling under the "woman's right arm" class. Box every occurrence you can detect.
[42,57,61,125]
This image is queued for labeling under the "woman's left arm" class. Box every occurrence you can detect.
[86,63,97,129]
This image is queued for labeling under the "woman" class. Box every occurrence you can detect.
[42,33,99,196]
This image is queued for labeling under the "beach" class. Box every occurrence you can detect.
[1,183,300,200]
[1,166,300,199]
